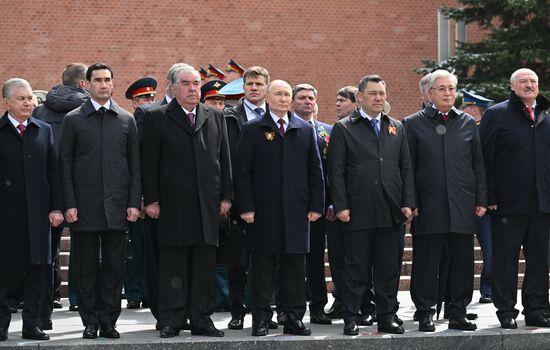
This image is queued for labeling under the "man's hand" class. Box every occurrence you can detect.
[308,212,322,222]
[64,208,78,223]
[488,204,497,210]
[49,212,64,227]
[325,206,337,222]
[219,199,232,218]
[401,207,413,224]
[412,208,419,217]
[127,207,140,222]
[336,209,350,222]
[475,206,487,217]
[240,211,255,224]
[145,203,160,219]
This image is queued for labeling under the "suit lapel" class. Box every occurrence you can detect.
[259,113,279,133]
[194,103,210,132]
[166,99,193,134]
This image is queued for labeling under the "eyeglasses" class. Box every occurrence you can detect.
[431,86,457,93]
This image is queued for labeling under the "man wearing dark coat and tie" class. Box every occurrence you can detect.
[141,65,232,338]
[236,79,324,337]
[328,75,415,335]
[0,78,64,341]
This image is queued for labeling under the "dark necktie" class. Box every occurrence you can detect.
[278,119,286,136]
[526,106,535,121]
[188,112,195,127]
[17,123,25,139]
[254,107,265,118]
[98,106,107,115]
[440,112,448,122]
[371,119,380,137]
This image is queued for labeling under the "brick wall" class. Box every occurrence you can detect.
[1,1,480,122]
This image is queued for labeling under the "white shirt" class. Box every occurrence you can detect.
[243,99,266,121]
[90,99,111,111]
[8,114,27,134]
[359,108,381,123]
[165,95,173,104]
[181,106,197,115]
[270,111,289,132]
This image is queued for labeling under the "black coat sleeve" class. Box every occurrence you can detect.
[478,108,497,206]
[218,110,233,202]
[126,116,142,208]
[307,124,325,214]
[46,125,63,211]
[59,115,77,209]
[327,122,349,213]
[397,122,416,208]
[235,123,255,214]
[140,110,161,205]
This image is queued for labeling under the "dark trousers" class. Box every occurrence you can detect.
[342,227,401,323]
[71,230,126,327]
[326,221,344,304]
[40,225,63,324]
[251,252,306,322]
[125,219,146,303]
[158,245,216,330]
[306,217,328,313]
[491,212,550,320]
[410,233,473,319]
[227,253,249,317]
[0,264,49,330]
[143,218,160,321]
[476,214,492,296]
[67,238,78,306]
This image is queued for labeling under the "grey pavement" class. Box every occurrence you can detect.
[2,291,550,349]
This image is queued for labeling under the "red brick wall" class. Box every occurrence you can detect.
[1,1,479,122]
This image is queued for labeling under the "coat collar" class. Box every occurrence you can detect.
[0,112,42,130]
[349,108,391,124]
[81,99,123,117]
[509,91,550,124]
[259,107,302,133]
[165,99,211,134]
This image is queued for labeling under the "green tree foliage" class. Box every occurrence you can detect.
[417,0,550,102]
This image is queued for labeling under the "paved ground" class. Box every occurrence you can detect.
[2,291,550,349]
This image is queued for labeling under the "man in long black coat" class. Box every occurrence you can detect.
[328,75,415,335]
[404,70,487,332]
[59,63,141,339]
[480,68,550,329]
[141,66,232,338]
[236,79,324,337]
[0,78,64,341]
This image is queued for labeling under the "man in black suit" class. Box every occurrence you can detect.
[404,70,487,332]
[141,65,232,338]
[291,83,333,325]
[59,63,141,339]
[236,79,324,336]
[328,75,415,335]
[0,78,64,341]
[480,68,550,329]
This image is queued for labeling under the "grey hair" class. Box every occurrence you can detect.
[510,68,538,85]
[2,78,31,98]
[418,73,432,94]
[427,70,458,89]
[170,65,199,86]
[166,63,193,82]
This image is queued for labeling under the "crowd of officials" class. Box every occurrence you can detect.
[1,59,549,341]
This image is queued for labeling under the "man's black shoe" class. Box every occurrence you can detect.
[394,315,404,326]
[525,315,550,327]
[127,300,141,309]
[8,306,17,314]
[283,317,311,336]
[466,313,478,320]
[182,318,191,330]
[69,304,79,312]
[160,326,180,338]
[378,318,404,334]
[500,317,517,329]
[40,319,53,330]
[310,311,332,325]
[53,299,63,309]
[82,324,98,339]
[343,321,359,336]
[268,320,278,329]
[22,326,49,341]
[0,328,6,341]
[99,324,120,338]
[228,314,244,330]
[358,313,374,326]
[418,314,435,332]
[191,325,225,337]
[326,300,343,319]
[155,322,163,331]
[252,321,268,336]
[277,312,287,326]
[17,302,24,310]
[479,294,492,304]
[448,317,477,331]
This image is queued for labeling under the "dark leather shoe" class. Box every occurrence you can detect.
[182,318,191,330]
[466,313,478,320]
[191,325,224,337]
[41,319,53,330]
[358,313,374,326]
[17,302,24,310]
[127,300,141,309]
[0,328,6,341]
[525,315,550,327]
[277,312,287,326]
[449,317,477,331]
[8,306,17,314]
[252,321,268,336]
[99,324,120,338]
[343,321,359,336]
[22,326,49,341]
[155,322,163,331]
[479,294,492,304]
[160,326,180,338]
[268,320,278,329]
[500,317,517,329]
[394,315,404,326]
[283,317,311,336]
[82,324,98,339]
[53,299,63,309]
[378,318,404,334]
[310,311,332,325]
[326,300,343,319]
[418,315,435,332]
[69,304,79,312]
[228,314,244,330]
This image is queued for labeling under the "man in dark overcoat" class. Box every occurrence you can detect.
[59,63,141,339]
[236,79,324,337]
[141,65,232,338]
[0,78,64,341]
[328,75,415,335]
[404,70,487,332]
[480,68,550,329]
